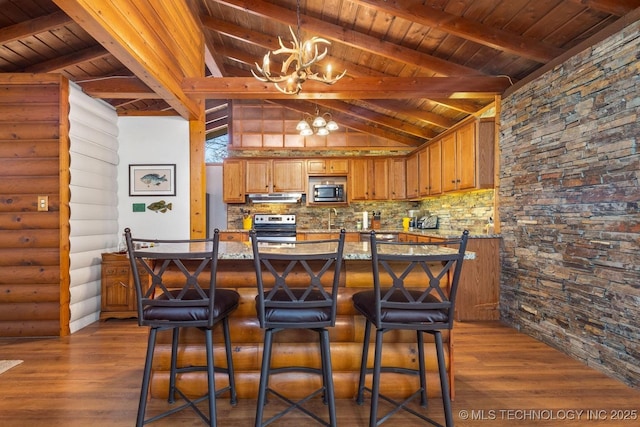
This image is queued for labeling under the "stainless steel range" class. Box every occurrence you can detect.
[253,214,297,242]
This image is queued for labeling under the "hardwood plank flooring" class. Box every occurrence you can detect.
[0,320,638,426]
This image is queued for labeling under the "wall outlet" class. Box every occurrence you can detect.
[37,195,49,211]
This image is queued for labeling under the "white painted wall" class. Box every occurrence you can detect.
[206,164,227,233]
[117,116,191,239]
[68,84,119,333]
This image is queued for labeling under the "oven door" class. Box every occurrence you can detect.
[253,225,297,242]
[254,232,297,242]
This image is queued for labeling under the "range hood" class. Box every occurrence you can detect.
[247,193,302,204]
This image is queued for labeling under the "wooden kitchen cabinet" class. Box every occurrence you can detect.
[349,158,389,200]
[442,119,495,192]
[272,159,305,192]
[428,141,442,195]
[245,159,305,194]
[245,159,271,193]
[307,158,349,175]
[100,252,148,320]
[219,232,248,242]
[388,157,406,200]
[222,158,245,203]
[405,153,419,199]
[415,140,442,197]
[418,148,430,197]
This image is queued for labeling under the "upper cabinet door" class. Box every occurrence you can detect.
[272,159,305,192]
[245,159,271,193]
[222,159,245,203]
[428,140,442,195]
[456,122,476,190]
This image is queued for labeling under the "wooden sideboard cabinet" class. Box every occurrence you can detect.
[100,252,148,320]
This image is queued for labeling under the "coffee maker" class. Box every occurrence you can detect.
[407,209,421,229]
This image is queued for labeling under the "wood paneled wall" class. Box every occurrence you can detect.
[0,74,70,337]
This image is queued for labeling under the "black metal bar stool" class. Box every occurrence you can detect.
[250,230,346,427]
[125,228,239,426]
[352,230,469,427]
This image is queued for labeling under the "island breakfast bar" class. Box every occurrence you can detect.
[134,239,475,402]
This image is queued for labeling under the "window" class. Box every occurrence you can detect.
[205,133,229,163]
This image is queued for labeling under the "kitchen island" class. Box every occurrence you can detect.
[142,237,477,403]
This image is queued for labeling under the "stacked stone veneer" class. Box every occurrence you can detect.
[499,21,640,387]
[226,189,494,232]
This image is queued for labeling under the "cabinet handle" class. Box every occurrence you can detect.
[118,281,127,288]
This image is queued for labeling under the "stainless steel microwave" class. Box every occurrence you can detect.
[312,184,346,203]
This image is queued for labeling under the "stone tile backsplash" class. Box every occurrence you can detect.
[227,189,495,231]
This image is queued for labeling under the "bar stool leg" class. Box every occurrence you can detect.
[255,328,274,427]
[205,328,217,427]
[369,329,385,427]
[222,317,237,405]
[356,320,372,405]
[435,331,453,427]
[168,327,179,403]
[320,328,337,426]
[137,328,157,427]
[417,331,427,407]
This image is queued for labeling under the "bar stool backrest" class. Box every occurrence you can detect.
[369,230,469,330]
[250,230,346,329]
[125,228,221,329]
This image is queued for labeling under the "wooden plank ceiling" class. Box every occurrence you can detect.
[1,0,639,145]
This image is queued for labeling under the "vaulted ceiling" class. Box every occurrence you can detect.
[1,0,639,146]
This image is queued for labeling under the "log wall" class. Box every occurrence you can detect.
[0,74,69,336]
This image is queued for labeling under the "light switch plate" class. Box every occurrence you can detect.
[37,195,48,211]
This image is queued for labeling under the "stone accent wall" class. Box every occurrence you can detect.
[499,21,640,387]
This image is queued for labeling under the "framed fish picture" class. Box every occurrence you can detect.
[129,164,176,196]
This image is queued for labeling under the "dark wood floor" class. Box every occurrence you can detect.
[0,320,638,426]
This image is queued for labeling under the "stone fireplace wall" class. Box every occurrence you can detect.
[499,20,640,387]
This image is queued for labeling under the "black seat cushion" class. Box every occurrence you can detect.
[256,289,332,324]
[144,288,240,322]
[352,290,448,324]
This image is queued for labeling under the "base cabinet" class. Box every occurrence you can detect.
[100,253,148,320]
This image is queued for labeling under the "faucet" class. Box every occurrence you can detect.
[328,208,338,230]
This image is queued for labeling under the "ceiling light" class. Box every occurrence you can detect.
[297,107,339,137]
[325,120,339,131]
[296,119,310,131]
[312,115,326,128]
[251,0,346,95]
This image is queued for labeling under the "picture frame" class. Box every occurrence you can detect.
[129,164,176,196]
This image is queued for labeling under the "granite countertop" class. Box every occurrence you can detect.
[222,228,500,239]
[138,241,475,260]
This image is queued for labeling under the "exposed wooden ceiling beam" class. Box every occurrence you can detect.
[361,100,458,129]
[566,0,640,15]
[350,0,564,63]
[267,99,423,146]
[212,0,481,76]
[54,0,204,119]
[312,99,437,139]
[182,76,511,99]
[0,11,72,44]
[77,76,158,99]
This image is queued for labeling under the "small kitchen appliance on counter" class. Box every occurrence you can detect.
[417,215,439,229]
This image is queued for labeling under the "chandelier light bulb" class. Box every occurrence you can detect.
[325,120,339,131]
[316,127,329,136]
[312,115,326,128]
[300,127,314,136]
[296,119,310,131]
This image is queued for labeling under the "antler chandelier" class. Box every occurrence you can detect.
[252,0,346,95]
